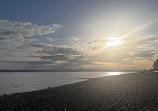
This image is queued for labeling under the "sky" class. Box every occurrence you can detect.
[0,0,158,70]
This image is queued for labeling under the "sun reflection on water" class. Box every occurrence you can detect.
[108,72,121,76]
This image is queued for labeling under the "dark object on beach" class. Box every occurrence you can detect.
[153,59,158,71]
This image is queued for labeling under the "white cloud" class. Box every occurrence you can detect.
[68,36,81,42]
[27,38,39,42]
[47,37,54,42]
[0,19,62,41]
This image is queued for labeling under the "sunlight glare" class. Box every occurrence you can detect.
[108,72,120,76]
[106,37,121,47]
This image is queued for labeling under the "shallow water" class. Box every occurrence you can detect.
[0,72,133,95]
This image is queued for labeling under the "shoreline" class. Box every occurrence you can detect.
[0,73,158,111]
[0,72,134,96]
[0,78,89,96]
[1,75,105,97]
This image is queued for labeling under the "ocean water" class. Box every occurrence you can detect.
[0,72,133,95]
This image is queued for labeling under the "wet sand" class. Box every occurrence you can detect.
[0,73,158,111]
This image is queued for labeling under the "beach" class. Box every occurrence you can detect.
[0,73,158,111]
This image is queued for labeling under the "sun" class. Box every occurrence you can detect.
[106,37,121,47]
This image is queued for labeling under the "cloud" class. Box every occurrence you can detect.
[32,45,84,62]
[2,43,88,70]
[68,36,81,42]
[17,44,50,50]
[47,37,54,42]
[26,38,39,42]
[36,46,80,55]
[0,19,157,70]
[0,61,53,70]
[133,49,156,61]
[32,55,69,62]
[135,35,158,45]
[0,19,61,41]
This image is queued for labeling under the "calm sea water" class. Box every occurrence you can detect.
[0,72,133,95]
